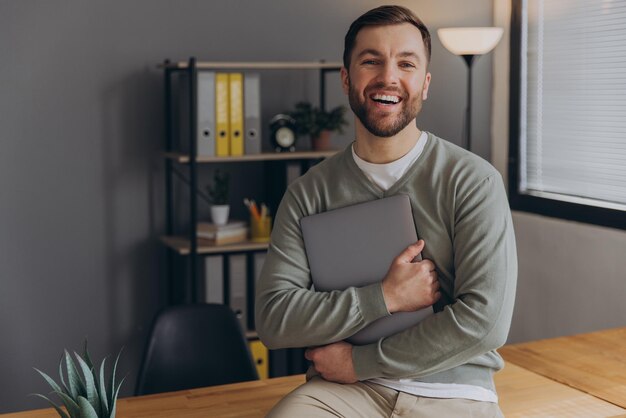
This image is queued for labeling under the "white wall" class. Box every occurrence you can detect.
[492,0,626,344]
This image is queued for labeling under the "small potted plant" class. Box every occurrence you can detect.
[288,101,348,150]
[206,169,230,225]
[32,341,124,418]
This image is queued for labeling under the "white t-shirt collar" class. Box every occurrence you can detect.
[352,131,428,191]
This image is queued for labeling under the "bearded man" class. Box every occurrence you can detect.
[255,5,517,417]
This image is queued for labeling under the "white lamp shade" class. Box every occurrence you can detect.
[437,27,504,55]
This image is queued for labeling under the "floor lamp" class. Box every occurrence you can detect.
[437,27,503,151]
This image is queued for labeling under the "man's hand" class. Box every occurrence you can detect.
[305,342,358,384]
[382,239,441,313]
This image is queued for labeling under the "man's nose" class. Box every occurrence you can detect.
[376,63,400,85]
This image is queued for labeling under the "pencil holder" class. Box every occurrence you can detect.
[250,216,272,242]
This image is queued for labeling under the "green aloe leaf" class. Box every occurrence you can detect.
[58,355,72,397]
[82,339,94,370]
[29,393,70,418]
[98,358,109,417]
[75,352,101,416]
[34,368,65,395]
[108,375,126,418]
[53,390,81,418]
[77,396,99,418]
[108,349,122,409]
[64,350,86,399]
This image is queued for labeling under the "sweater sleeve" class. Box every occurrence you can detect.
[352,174,517,380]
[254,187,390,350]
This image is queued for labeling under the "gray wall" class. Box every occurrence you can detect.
[0,0,494,412]
[492,0,626,343]
[508,212,626,343]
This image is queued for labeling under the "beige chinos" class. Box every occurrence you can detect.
[267,376,504,418]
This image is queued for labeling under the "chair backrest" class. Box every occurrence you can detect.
[135,303,259,396]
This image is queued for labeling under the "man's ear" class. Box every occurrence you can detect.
[340,67,350,95]
[422,72,432,100]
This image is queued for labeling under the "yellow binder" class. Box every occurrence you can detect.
[215,73,230,157]
[248,339,269,379]
[229,73,244,156]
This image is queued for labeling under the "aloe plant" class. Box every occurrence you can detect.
[32,341,124,418]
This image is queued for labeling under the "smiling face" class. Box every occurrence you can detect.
[341,23,431,138]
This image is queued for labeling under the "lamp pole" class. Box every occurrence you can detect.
[437,27,503,153]
[462,54,477,152]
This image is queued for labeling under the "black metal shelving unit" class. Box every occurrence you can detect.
[160,57,341,305]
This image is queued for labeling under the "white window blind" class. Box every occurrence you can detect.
[520,0,626,211]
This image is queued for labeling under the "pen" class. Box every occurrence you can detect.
[244,198,261,220]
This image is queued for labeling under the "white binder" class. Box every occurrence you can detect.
[229,254,248,330]
[197,71,216,157]
[286,162,302,186]
[253,252,266,283]
[250,251,267,330]
[244,73,262,154]
[204,255,224,304]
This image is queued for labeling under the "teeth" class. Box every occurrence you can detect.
[372,94,400,103]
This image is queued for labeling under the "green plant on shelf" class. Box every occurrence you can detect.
[287,101,348,139]
[206,169,230,205]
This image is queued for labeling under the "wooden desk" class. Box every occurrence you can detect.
[495,363,624,417]
[500,327,626,409]
[1,375,305,418]
[4,362,625,417]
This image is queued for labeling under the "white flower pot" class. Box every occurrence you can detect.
[211,205,230,226]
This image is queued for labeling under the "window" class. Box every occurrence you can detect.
[509,0,626,229]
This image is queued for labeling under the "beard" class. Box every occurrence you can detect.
[348,79,423,138]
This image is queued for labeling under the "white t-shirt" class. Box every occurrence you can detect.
[351,132,498,403]
[352,131,428,191]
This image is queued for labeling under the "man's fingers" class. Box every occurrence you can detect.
[418,260,436,275]
[396,240,425,264]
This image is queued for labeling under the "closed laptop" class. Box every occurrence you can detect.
[300,194,433,345]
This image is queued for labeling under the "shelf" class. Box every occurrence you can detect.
[161,236,269,255]
[245,330,259,340]
[160,61,343,70]
[164,150,339,163]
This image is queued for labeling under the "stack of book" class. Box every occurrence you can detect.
[197,221,248,245]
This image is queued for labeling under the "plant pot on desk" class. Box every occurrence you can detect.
[311,130,332,151]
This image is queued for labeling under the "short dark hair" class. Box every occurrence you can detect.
[343,5,432,70]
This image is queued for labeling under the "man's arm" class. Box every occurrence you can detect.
[254,188,389,349]
[255,187,441,350]
[350,174,517,380]
[304,240,442,383]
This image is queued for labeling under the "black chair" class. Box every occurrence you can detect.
[135,303,259,395]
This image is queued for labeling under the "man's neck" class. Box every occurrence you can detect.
[353,121,422,164]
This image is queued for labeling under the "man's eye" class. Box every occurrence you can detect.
[400,62,416,69]
[362,60,378,65]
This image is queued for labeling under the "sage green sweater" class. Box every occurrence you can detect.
[255,132,517,392]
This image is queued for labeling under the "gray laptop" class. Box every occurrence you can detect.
[300,194,433,346]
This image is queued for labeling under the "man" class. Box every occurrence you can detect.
[255,5,516,417]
